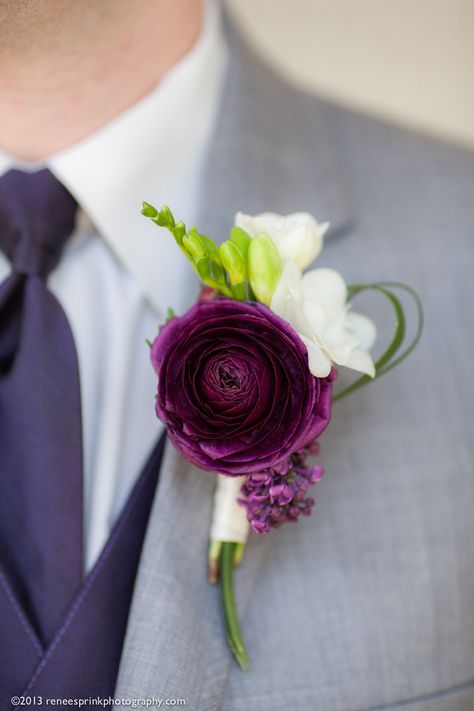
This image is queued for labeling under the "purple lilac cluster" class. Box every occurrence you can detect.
[239,441,324,534]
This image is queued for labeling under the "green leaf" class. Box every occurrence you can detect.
[333,281,423,402]
[374,282,424,376]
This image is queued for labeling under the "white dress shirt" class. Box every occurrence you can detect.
[0,0,227,572]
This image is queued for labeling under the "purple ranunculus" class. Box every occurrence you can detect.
[151,299,335,476]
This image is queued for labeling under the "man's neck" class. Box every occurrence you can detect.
[0,0,203,162]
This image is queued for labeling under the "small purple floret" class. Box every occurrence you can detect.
[239,444,325,534]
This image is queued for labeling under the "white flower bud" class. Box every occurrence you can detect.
[235,211,329,270]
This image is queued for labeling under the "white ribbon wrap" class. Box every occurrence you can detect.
[209,474,250,544]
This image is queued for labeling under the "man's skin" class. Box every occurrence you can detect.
[0,0,203,161]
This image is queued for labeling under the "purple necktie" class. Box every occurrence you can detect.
[0,168,83,646]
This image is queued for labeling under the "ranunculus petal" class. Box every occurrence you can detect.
[151,299,334,475]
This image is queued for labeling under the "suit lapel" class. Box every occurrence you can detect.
[114,441,272,709]
[116,19,354,711]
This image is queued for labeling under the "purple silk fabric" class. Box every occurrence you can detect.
[0,169,83,644]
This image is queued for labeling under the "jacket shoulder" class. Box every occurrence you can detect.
[228,21,474,211]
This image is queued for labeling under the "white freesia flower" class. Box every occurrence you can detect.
[271,261,377,378]
[235,211,329,270]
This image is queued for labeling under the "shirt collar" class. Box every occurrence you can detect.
[0,0,227,319]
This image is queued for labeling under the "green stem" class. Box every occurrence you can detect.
[219,542,250,670]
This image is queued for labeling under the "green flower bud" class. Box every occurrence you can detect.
[173,221,186,244]
[229,227,251,259]
[219,240,246,285]
[156,205,175,228]
[182,232,207,260]
[210,257,225,284]
[196,257,211,280]
[247,233,281,305]
[141,201,158,218]
[200,234,219,254]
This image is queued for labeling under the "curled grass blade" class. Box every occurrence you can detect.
[333,281,423,402]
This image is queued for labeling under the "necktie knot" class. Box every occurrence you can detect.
[0,168,77,278]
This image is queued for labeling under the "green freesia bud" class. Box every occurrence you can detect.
[156,205,175,228]
[182,232,207,260]
[229,227,251,259]
[219,240,246,285]
[141,201,158,218]
[210,257,225,284]
[196,257,211,280]
[247,233,281,305]
[173,221,186,244]
[140,202,232,297]
[200,234,219,254]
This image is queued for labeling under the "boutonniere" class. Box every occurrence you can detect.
[142,203,423,670]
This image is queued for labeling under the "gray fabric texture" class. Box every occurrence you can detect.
[114,20,474,711]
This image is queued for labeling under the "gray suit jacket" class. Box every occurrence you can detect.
[114,22,474,711]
